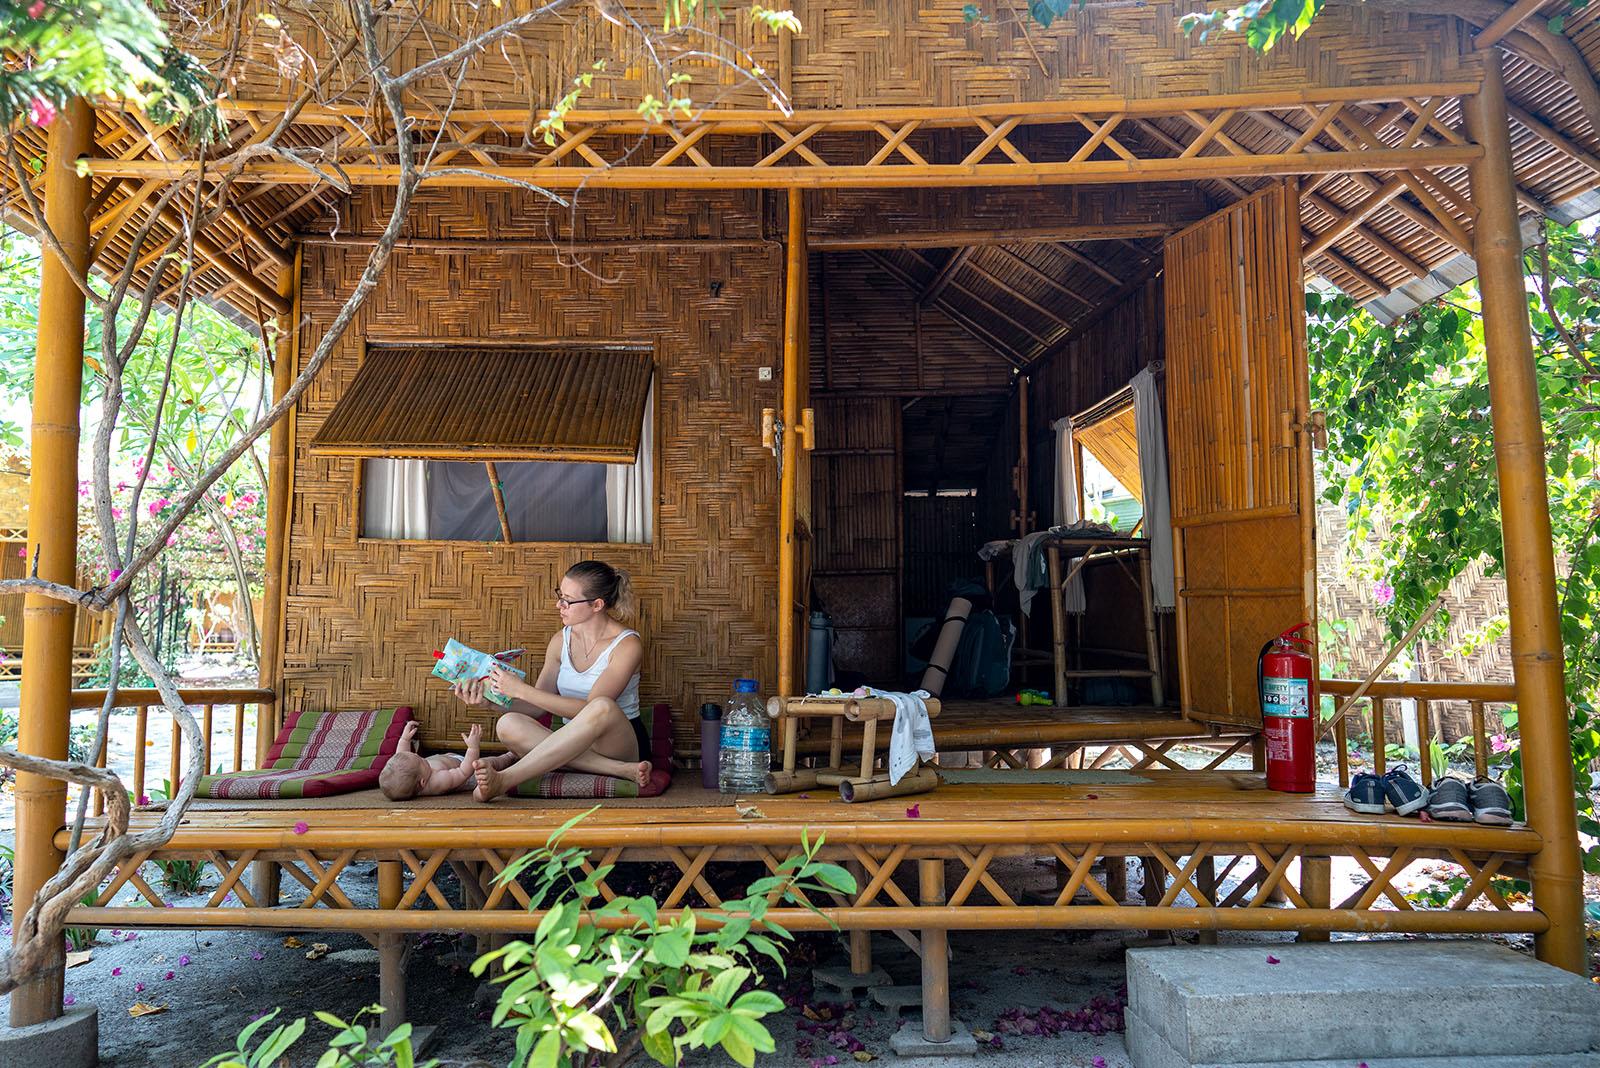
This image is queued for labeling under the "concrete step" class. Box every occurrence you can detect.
[1126,940,1600,1067]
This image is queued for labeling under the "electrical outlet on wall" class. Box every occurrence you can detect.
[757,366,773,381]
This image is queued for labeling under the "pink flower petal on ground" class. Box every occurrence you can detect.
[250,950,264,961]
[134,982,145,993]
[1092,1058,1108,1068]
[62,994,75,1007]
[905,804,920,818]
[177,955,191,966]
[163,971,174,980]
[1266,954,1281,964]
[137,795,150,806]
[123,933,138,942]
[292,820,309,835]
[111,967,122,977]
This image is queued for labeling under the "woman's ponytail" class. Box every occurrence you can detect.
[567,560,637,624]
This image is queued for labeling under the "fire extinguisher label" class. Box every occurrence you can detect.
[1262,677,1310,718]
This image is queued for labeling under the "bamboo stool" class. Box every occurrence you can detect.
[764,694,942,802]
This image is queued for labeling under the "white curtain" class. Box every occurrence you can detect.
[363,458,429,539]
[607,381,654,544]
[1048,417,1086,612]
[1052,416,1079,526]
[1131,367,1176,611]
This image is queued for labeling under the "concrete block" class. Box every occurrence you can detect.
[812,964,892,994]
[1127,1007,1600,1068]
[889,1017,979,1057]
[869,985,923,1014]
[1127,941,1600,1065]
[0,1005,98,1068]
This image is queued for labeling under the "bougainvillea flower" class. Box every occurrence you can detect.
[292,820,309,835]
[1266,954,1281,964]
[111,967,122,977]
[905,804,920,818]
[28,97,55,127]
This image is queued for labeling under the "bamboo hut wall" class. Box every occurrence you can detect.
[191,1,1467,115]
[810,396,901,684]
[1027,276,1165,522]
[284,189,783,754]
[903,493,984,619]
[809,251,1016,396]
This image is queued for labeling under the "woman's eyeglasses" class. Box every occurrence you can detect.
[554,590,598,608]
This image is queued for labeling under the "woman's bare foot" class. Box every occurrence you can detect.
[472,759,508,802]
[487,751,519,771]
[633,761,653,788]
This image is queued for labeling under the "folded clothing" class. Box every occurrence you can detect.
[195,706,412,799]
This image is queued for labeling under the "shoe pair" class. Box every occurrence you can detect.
[1344,765,1429,815]
[1422,775,1514,826]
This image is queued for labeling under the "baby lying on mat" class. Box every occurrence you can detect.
[379,721,517,800]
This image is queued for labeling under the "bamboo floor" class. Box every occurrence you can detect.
[63,770,1545,940]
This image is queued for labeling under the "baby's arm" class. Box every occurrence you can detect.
[416,724,483,795]
[397,720,419,754]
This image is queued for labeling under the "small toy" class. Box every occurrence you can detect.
[1016,688,1053,707]
[431,640,526,707]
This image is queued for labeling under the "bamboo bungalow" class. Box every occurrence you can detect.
[7,0,1596,1045]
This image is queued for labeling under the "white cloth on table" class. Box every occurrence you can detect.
[868,688,935,785]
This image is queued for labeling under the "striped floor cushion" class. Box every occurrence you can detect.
[196,707,412,799]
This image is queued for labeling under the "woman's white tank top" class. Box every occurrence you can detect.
[557,627,641,720]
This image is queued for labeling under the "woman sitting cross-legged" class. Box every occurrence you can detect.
[452,560,651,802]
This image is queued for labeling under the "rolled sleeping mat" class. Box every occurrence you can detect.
[919,596,972,697]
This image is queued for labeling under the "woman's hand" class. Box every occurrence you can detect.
[486,664,528,703]
[452,678,489,707]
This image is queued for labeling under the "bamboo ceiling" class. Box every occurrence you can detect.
[5,0,1600,320]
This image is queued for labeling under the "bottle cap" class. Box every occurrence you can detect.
[700,703,722,719]
[735,678,759,693]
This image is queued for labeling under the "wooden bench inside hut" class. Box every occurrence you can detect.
[8,0,1595,1043]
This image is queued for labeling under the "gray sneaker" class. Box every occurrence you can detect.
[1425,776,1472,822]
[1382,765,1430,816]
[1468,778,1514,826]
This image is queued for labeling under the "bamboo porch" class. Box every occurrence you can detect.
[7,0,1598,1041]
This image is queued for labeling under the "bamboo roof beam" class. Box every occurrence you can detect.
[905,248,1054,347]
[1323,116,1475,253]
[82,145,1484,190]
[958,254,1077,330]
[810,223,1173,251]
[1473,0,1551,51]
[1129,119,1253,200]
[1313,247,1392,297]
[1241,110,1471,245]
[920,246,976,305]
[990,247,1095,308]
[1506,100,1600,176]
[1054,243,1122,286]
[1303,175,1410,259]
[1303,190,1427,277]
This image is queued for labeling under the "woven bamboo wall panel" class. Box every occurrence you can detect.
[285,191,783,754]
[810,252,1016,395]
[186,1,1465,115]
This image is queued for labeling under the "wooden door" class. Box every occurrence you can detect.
[1163,184,1316,728]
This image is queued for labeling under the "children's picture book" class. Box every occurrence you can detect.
[431,639,526,708]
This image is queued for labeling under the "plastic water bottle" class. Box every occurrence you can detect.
[719,678,770,794]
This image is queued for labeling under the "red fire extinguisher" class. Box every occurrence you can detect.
[1258,623,1315,793]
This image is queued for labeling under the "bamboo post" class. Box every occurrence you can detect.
[484,462,513,544]
[847,859,871,977]
[776,190,806,698]
[202,703,215,774]
[1047,546,1067,706]
[1195,857,1218,945]
[257,248,298,766]
[857,719,878,781]
[233,704,245,771]
[1103,855,1127,904]
[169,716,182,795]
[1299,857,1332,943]
[1017,376,1030,536]
[1471,700,1489,781]
[377,861,408,1027]
[133,705,148,801]
[1467,55,1586,974]
[1372,699,1387,778]
[1335,715,1350,787]
[1416,700,1432,788]
[1139,550,1163,705]
[918,858,951,1044]
[11,96,93,1028]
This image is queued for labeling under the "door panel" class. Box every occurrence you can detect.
[1164,184,1316,728]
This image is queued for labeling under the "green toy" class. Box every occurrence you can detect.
[1016,688,1052,707]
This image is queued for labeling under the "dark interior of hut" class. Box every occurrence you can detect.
[806,236,1177,712]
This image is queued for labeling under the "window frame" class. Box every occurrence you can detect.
[350,338,660,548]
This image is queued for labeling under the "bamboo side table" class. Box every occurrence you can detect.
[1045,537,1165,707]
[764,694,943,802]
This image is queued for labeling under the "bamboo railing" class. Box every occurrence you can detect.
[1319,678,1515,789]
[68,687,276,812]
